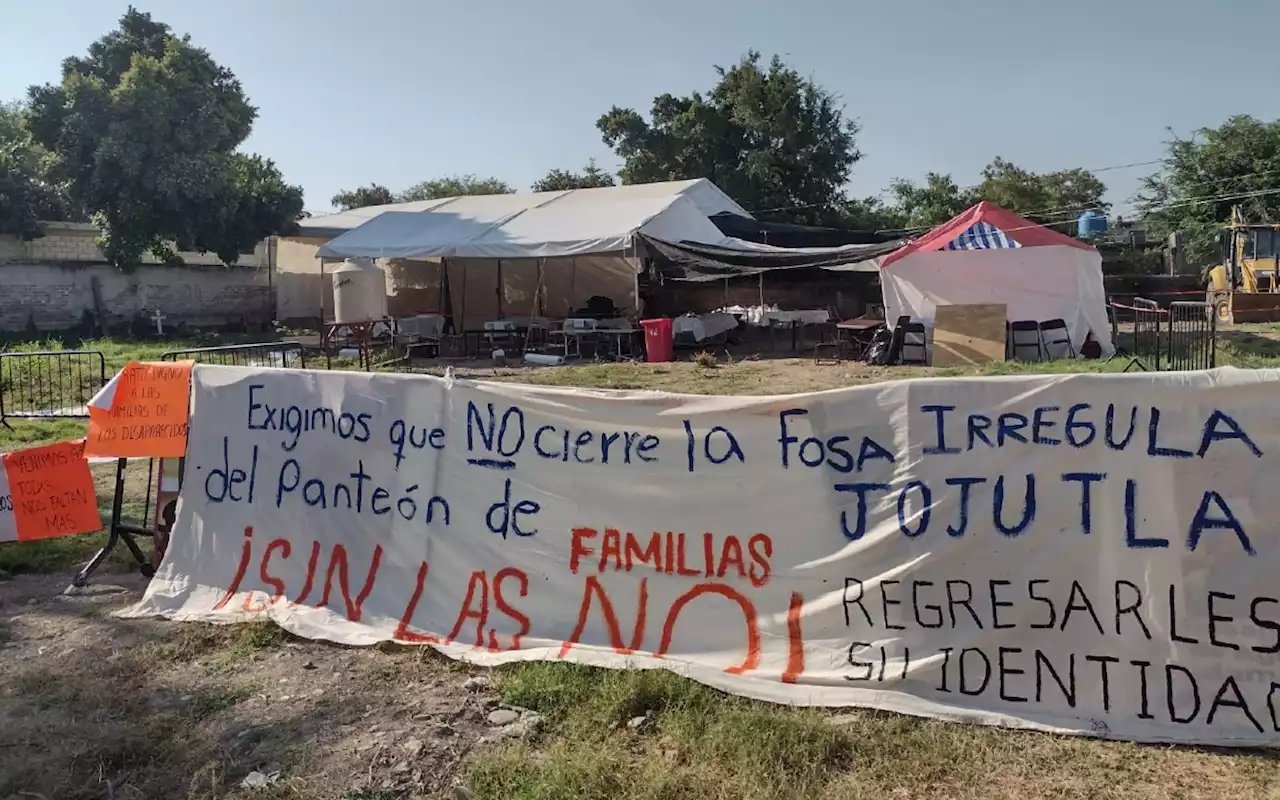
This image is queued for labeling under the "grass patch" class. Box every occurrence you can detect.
[189,685,253,719]
[468,663,852,799]
[468,663,1280,799]
[148,620,288,669]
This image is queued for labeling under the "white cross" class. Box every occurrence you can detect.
[150,308,166,335]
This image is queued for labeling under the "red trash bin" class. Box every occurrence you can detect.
[640,318,674,362]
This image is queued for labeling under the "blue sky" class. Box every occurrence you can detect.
[3,0,1277,216]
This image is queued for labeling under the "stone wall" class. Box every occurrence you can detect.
[0,222,271,333]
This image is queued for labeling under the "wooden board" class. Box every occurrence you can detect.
[932,304,1007,366]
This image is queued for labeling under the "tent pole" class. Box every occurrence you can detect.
[460,260,467,333]
[758,273,764,307]
[497,260,504,320]
[319,258,327,324]
[723,278,729,308]
[631,237,640,318]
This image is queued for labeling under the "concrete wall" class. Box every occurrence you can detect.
[0,222,272,333]
[274,236,331,323]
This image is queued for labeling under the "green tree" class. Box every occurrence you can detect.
[886,173,976,229]
[531,158,616,192]
[399,174,513,201]
[24,8,302,267]
[884,159,1107,232]
[838,196,908,232]
[0,100,75,238]
[330,183,395,211]
[1138,115,1280,266]
[597,51,860,226]
[976,157,1107,230]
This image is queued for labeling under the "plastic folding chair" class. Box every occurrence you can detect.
[1038,318,1075,360]
[899,320,928,365]
[1008,320,1043,362]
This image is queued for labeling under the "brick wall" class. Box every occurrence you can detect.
[0,222,272,333]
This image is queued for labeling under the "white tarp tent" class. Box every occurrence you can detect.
[877,202,1113,356]
[315,194,730,260]
[309,180,747,328]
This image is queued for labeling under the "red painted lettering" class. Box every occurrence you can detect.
[446,571,490,647]
[393,560,438,643]
[782,592,805,683]
[559,576,648,658]
[657,583,760,675]
[317,544,383,622]
[489,567,531,652]
[213,526,254,611]
[291,541,323,606]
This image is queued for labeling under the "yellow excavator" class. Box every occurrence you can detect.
[1206,206,1280,323]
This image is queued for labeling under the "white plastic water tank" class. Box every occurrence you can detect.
[331,258,388,324]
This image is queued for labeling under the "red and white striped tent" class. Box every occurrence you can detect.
[877,202,1113,355]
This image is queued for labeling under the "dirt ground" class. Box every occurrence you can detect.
[0,571,499,800]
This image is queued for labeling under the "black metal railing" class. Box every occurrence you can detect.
[1129,297,1165,371]
[160,341,306,369]
[0,350,107,426]
[1167,301,1216,371]
[1109,297,1217,372]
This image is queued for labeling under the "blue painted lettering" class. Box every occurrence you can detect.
[992,474,1035,536]
[945,476,986,537]
[1147,408,1193,459]
[1031,406,1061,446]
[898,481,932,537]
[921,405,960,454]
[1062,472,1105,534]
[1125,478,1167,549]
[1198,410,1263,458]
[1064,403,1095,447]
[835,482,891,541]
[1188,490,1254,556]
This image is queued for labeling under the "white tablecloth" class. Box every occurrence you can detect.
[744,307,829,327]
[674,312,739,342]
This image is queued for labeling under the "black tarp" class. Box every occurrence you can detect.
[641,235,902,282]
[709,212,900,247]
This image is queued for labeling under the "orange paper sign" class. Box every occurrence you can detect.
[2,440,102,541]
[86,361,194,458]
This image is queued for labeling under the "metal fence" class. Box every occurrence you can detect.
[1129,297,1166,370]
[160,341,307,368]
[1167,301,1217,371]
[0,350,107,426]
[1108,297,1217,372]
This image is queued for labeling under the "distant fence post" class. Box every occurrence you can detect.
[1167,301,1216,371]
[1126,297,1166,371]
[0,350,107,428]
[159,341,307,369]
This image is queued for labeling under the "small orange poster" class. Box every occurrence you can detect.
[2,440,102,541]
[85,360,194,458]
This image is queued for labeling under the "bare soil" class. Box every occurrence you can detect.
[0,571,496,800]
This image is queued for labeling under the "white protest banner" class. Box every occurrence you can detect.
[125,364,1280,746]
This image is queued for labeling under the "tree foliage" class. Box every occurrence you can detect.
[24,7,303,266]
[597,51,860,226]
[0,101,75,238]
[398,174,513,202]
[882,159,1108,231]
[331,183,395,211]
[531,159,615,192]
[1138,115,1280,265]
[885,173,976,230]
